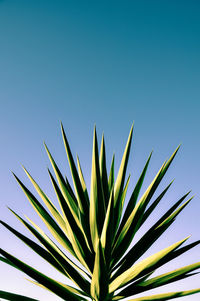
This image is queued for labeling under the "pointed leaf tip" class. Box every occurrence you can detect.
[176,144,181,152]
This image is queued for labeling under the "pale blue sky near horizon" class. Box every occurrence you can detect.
[0,1,200,300]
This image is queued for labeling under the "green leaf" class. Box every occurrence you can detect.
[112,192,192,277]
[108,154,115,193]
[76,156,94,253]
[109,236,189,293]
[141,180,174,225]
[99,134,109,209]
[0,249,84,301]
[8,209,91,291]
[90,126,106,251]
[117,262,200,297]
[22,166,68,235]
[113,124,133,232]
[119,175,130,221]
[101,188,114,266]
[151,239,200,277]
[65,175,77,201]
[0,291,38,301]
[61,122,89,213]
[47,169,72,236]
[113,182,173,273]
[44,143,79,221]
[0,220,67,276]
[90,240,109,301]
[48,168,91,252]
[127,289,200,301]
[47,170,94,272]
[76,155,90,205]
[44,146,94,271]
[27,279,89,298]
[61,124,92,251]
[123,239,200,291]
[115,152,152,242]
[139,263,200,289]
[0,256,17,269]
[13,173,74,255]
[112,146,180,265]
[111,273,154,300]
[29,215,92,281]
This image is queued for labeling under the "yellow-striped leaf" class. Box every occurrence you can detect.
[90,240,109,301]
[90,127,106,251]
[127,289,200,301]
[109,237,189,293]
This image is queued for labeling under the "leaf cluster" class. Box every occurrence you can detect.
[1,124,199,301]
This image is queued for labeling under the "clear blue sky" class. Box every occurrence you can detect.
[0,1,200,300]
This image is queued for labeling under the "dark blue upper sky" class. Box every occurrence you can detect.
[0,1,200,300]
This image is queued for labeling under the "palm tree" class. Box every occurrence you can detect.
[0,123,199,301]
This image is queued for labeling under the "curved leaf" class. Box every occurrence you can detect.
[127,288,200,301]
[0,291,38,301]
[0,220,67,276]
[12,173,74,255]
[0,249,83,301]
[8,209,91,291]
[109,237,189,293]
[112,192,192,277]
[117,262,200,297]
[22,167,68,234]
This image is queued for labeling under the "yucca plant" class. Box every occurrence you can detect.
[0,123,200,301]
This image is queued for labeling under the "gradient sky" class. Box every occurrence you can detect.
[0,1,200,300]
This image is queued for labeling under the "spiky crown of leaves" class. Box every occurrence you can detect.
[0,123,200,301]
